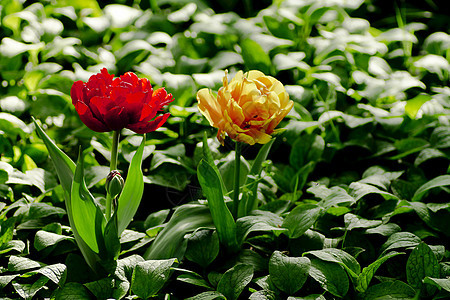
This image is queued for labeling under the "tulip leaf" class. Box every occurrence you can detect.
[71,150,106,254]
[240,138,275,215]
[198,159,238,250]
[34,119,101,271]
[33,118,75,198]
[117,135,145,235]
[145,204,214,260]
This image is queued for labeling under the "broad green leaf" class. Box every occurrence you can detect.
[0,112,30,139]
[117,135,145,235]
[430,126,450,149]
[344,213,382,231]
[34,231,73,251]
[176,272,213,290]
[217,264,254,300]
[356,252,402,292]
[412,175,450,201]
[269,251,310,295]
[185,229,220,268]
[145,204,214,260]
[186,291,226,300]
[406,242,440,292]
[381,232,420,254]
[0,240,26,255]
[305,248,360,278]
[309,258,349,298]
[0,274,18,289]
[55,282,92,299]
[282,204,322,239]
[349,182,398,201]
[38,263,67,286]
[131,258,177,299]
[423,277,450,293]
[84,278,116,300]
[12,276,49,300]
[236,210,286,244]
[8,255,44,272]
[240,39,272,74]
[290,134,324,169]
[197,159,237,249]
[144,209,170,229]
[361,280,416,300]
[71,151,105,254]
[405,94,432,119]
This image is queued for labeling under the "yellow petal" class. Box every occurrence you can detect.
[197,89,223,126]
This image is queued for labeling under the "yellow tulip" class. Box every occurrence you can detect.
[197,70,293,145]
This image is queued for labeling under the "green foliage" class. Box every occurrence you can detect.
[1,0,449,298]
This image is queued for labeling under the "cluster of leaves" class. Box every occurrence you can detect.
[1,0,449,298]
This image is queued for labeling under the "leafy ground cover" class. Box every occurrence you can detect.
[1,0,449,299]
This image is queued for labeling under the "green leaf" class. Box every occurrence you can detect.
[0,112,30,140]
[104,210,120,260]
[405,94,432,119]
[236,210,286,244]
[197,159,237,249]
[33,118,75,195]
[12,276,49,300]
[344,213,382,231]
[423,277,450,293]
[356,252,403,292]
[361,280,416,300]
[185,291,226,300]
[131,258,177,299]
[185,229,220,268]
[84,278,115,300]
[33,120,102,269]
[240,39,272,74]
[308,258,349,298]
[282,204,322,239]
[381,232,421,255]
[241,138,275,215]
[145,204,214,260]
[412,175,450,201]
[34,230,73,251]
[290,134,324,169]
[71,150,105,254]
[406,242,440,292]
[305,248,360,279]
[8,255,44,272]
[176,271,213,290]
[38,263,67,286]
[217,264,254,300]
[55,282,92,299]
[269,251,310,295]
[117,135,145,235]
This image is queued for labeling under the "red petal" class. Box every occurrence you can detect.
[127,113,170,134]
[71,81,86,106]
[75,102,109,132]
[103,106,129,130]
[139,103,157,122]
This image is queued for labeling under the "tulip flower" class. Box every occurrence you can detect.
[197,70,293,146]
[71,68,173,134]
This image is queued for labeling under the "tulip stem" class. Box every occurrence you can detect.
[233,141,241,218]
[106,130,120,220]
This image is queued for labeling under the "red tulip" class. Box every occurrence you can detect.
[71,68,173,134]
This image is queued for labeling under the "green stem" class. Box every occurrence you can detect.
[233,141,241,218]
[106,130,120,220]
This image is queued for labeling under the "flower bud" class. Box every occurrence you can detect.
[106,170,124,199]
